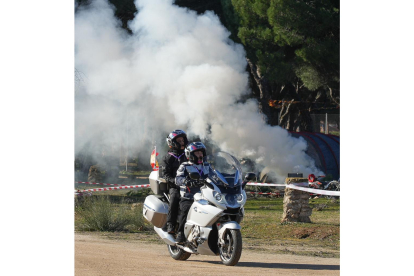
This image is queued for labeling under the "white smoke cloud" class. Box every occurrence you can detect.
[75,0,323,181]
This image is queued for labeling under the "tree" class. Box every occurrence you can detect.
[228,0,339,130]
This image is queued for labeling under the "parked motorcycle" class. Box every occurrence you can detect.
[143,151,255,266]
[308,174,340,199]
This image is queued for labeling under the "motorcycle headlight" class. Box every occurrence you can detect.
[213,191,223,201]
[236,194,243,203]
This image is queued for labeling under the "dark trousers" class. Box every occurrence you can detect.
[178,197,194,233]
[167,188,180,225]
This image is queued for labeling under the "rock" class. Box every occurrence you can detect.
[281,177,312,223]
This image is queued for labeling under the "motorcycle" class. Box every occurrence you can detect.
[143,151,255,266]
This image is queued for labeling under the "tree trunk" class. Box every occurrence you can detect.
[246,60,316,131]
[246,58,278,125]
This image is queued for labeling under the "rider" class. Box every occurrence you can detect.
[162,129,189,234]
[175,142,210,243]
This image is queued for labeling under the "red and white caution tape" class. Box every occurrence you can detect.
[246,182,309,187]
[246,183,287,187]
[286,184,340,196]
[75,181,131,186]
[74,180,339,196]
[248,191,283,196]
[246,182,339,196]
[75,184,150,193]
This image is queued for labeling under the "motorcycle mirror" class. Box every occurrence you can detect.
[244,172,256,181]
[189,172,200,180]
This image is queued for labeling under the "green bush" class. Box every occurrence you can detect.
[75,196,149,232]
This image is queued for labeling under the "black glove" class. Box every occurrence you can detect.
[185,178,197,187]
[165,176,175,184]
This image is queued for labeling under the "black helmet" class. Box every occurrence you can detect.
[185,142,207,164]
[166,129,188,150]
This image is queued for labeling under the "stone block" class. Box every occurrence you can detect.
[281,177,312,223]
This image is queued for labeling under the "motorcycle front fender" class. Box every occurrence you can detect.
[217,221,241,240]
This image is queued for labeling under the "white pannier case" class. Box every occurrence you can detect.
[143,195,168,228]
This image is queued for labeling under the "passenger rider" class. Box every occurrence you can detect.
[162,129,189,234]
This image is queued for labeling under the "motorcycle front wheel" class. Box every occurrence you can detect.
[167,245,191,261]
[219,229,242,266]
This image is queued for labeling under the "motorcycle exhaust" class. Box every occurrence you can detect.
[153,227,196,254]
[154,226,176,246]
[175,244,197,254]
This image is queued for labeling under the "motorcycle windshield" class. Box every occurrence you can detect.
[207,151,242,193]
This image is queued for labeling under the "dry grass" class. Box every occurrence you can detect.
[241,197,340,257]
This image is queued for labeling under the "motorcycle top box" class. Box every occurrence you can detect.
[149,170,168,195]
[143,195,168,228]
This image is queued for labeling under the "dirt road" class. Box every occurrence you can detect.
[75,233,340,276]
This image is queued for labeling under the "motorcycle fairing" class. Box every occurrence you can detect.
[186,200,224,227]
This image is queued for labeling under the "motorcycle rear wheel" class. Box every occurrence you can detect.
[167,245,191,261]
[219,229,242,266]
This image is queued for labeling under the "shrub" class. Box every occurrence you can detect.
[128,203,150,231]
[75,196,148,232]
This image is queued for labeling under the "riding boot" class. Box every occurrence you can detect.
[161,222,168,232]
[167,222,175,234]
[176,232,186,243]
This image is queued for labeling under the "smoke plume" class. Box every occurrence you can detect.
[75,0,323,182]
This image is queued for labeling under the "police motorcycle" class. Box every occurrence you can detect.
[143,151,255,266]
